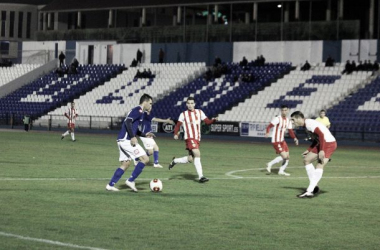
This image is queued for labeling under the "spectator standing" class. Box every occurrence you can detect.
[159,48,165,63]
[23,114,30,132]
[301,61,311,71]
[315,110,331,129]
[59,51,65,67]
[136,49,143,63]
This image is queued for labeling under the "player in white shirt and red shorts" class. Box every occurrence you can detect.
[169,97,217,183]
[265,105,299,176]
[61,102,78,142]
[290,111,337,198]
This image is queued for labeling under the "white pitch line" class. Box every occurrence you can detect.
[0,231,110,250]
[0,178,170,181]
[225,166,380,179]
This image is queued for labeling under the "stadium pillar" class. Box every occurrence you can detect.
[295,0,299,20]
[43,13,47,31]
[142,8,146,27]
[245,12,250,24]
[284,2,289,22]
[338,0,344,19]
[214,5,218,23]
[326,0,331,21]
[47,13,51,29]
[54,12,59,30]
[369,0,375,38]
[177,6,181,24]
[108,10,113,28]
[253,3,257,21]
[77,11,81,28]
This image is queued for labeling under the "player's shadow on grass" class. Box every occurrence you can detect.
[119,181,150,191]
[169,173,198,182]
[282,186,328,196]
[260,168,280,175]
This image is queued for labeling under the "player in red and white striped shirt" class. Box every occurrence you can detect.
[291,111,337,198]
[61,102,78,142]
[265,105,298,176]
[169,97,217,183]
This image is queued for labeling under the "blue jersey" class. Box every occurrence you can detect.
[117,105,144,141]
[141,111,154,133]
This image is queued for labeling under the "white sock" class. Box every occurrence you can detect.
[193,157,203,179]
[268,156,283,167]
[279,160,289,173]
[71,132,75,141]
[174,156,189,164]
[305,164,315,182]
[63,130,70,136]
[307,168,323,193]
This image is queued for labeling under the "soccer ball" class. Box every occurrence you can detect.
[150,178,163,192]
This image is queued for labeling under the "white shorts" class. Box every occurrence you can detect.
[140,137,156,150]
[117,140,146,162]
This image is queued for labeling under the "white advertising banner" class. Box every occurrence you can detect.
[240,122,267,137]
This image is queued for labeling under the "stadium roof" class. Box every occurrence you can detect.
[0,0,53,5]
[41,0,296,12]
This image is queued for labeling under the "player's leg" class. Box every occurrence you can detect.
[266,143,283,173]
[169,140,193,169]
[278,151,290,176]
[61,124,71,139]
[152,143,162,168]
[70,127,75,141]
[106,142,133,191]
[191,148,207,182]
[297,150,319,198]
[303,142,337,197]
[126,144,149,192]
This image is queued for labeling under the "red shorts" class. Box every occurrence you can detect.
[67,123,75,129]
[185,139,200,151]
[310,141,337,158]
[272,141,289,154]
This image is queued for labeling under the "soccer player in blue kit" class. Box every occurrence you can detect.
[106,94,154,192]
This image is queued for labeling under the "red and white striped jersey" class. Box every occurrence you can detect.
[177,109,207,141]
[65,108,78,124]
[269,115,292,143]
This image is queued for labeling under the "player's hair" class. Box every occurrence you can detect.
[187,97,195,103]
[139,93,153,104]
[281,105,289,109]
[320,109,326,113]
[290,111,304,119]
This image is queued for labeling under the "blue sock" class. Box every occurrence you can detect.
[153,151,159,164]
[128,162,145,182]
[109,168,125,186]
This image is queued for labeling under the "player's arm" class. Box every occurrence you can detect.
[265,123,274,138]
[152,117,175,125]
[64,112,69,119]
[125,117,138,146]
[326,118,331,129]
[203,116,218,125]
[313,127,326,160]
[288,129,298,145]
[173,121,183,140]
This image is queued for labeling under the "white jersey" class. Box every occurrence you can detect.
[65,108,78,124]
[178,109,207,141]
[305,119,336,142]
[270,115,292,143]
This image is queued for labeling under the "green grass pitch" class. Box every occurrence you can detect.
[0,130,379,250]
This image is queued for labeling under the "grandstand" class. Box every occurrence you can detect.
[0,64,41,88]
[219,64,374,123]
[33,62,206,128]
